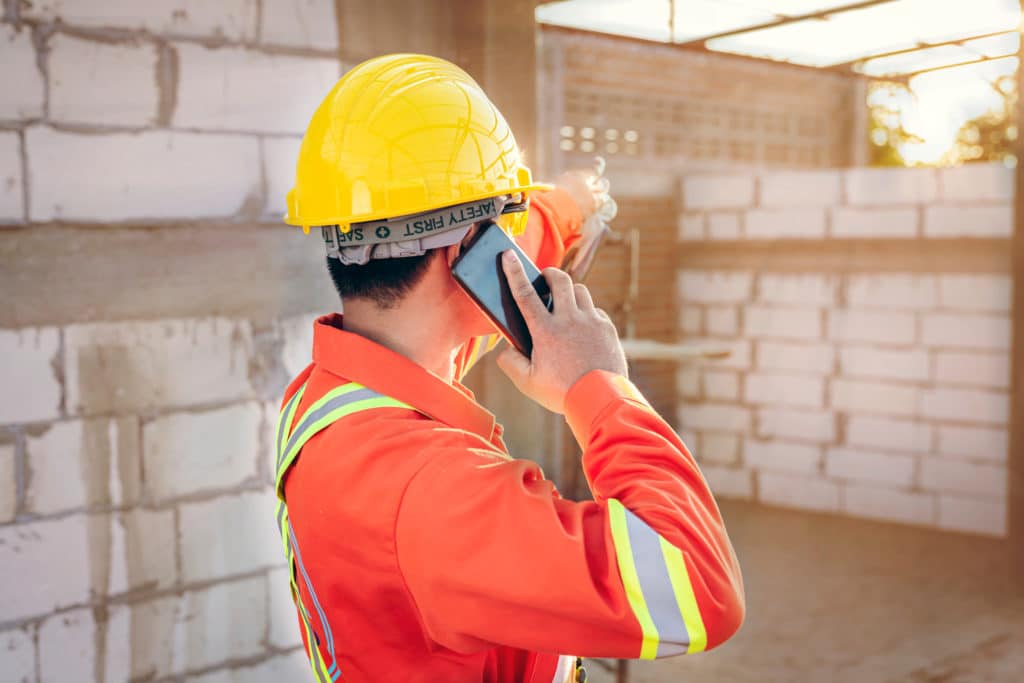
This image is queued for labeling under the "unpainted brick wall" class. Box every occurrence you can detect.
[676,163,1014,537]
[0,1,340,680]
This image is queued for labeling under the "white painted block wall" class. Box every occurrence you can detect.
[678,164,1014,538]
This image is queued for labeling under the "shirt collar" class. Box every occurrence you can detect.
[311,313,497,442]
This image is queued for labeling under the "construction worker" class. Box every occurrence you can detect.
[275,54,745,683]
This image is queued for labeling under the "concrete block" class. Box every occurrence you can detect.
[759,170,841,207]
[0,516,91,620]
[845,274,937,310]
[179,489,281,582]
[924,205,1013,238]
[829,206,917,238]
[28,128,262,221]
[757,273,837,306]
[110,597,183,679]
[279,312,318,381]
[0,132,23,223]
[0,27,44,120]
[939,163,1014,202]
[144,402,263,501]
[699,465,753,500]
[938,274,1011,312]
[758,471,840,513]
[744,372,824,408]
[65,318,254,416]
[39,609,108,683]
[745,208,826,239]
[677,270,753,303]
[263,136,302,218]
[920,458,1007,498]
[844,167,937,205]
[175,44,338,134]
[745,305,821,340]
[744,439,821,474]
[681,174,754,210]
[677,368,700,399]
[707,212,741,240]
[108,508,178,594]
[188,650,311,683]
[937,425,1008,462]
[921,313,1011,351]
[678,212,705,241]
[920,388,1009,426]
[26,417,140,514]
[830,379,918,418]
[175,577,267,671]
[680,307,703,335]
[23,0,259,40]
[839,346,929,382]
[677,403,750,433]
[756,407,835,443]
[700,432,740,465]
[935,351,1009,389]
[846,416,931,454]
[756,340,834,374]
[0,444,14,523]
[0,626,35,683]
[261,0,339,49]
[705,306,738,336]
[48,34,159,127]
[828,309,915,345]
[703,370,739,401]
[825,447,914,486]
[938,495,1007,537]
[0,327,61,425]
[844,485,935,526]
[268,565,303,649]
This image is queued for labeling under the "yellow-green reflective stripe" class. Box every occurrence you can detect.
[300,614,330,683]
[608,499,659,659]
[659,537,707,654]
[276,384,307,470]
[277,394,412,482]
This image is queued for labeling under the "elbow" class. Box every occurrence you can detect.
[702,570,746,651]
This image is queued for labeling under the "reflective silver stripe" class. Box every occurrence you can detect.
[290,525,338,664]
[623,507,691,657]
[279,387,379,467]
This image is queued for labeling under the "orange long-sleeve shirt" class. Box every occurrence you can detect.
[279,189,745,682]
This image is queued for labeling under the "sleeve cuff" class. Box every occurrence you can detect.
[537,186,584,237]
[564,370,650,444]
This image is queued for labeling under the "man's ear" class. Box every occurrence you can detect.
[444,241,461,267]
[445,224,480,267]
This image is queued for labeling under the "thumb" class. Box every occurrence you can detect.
[496,344,531,387]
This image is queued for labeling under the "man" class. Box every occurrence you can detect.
[275,54,744,683]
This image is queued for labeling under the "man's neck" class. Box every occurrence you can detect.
[341,294,464,383]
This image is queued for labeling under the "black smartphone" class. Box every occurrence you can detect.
[451,221,552,356]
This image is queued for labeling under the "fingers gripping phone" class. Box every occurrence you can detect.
[451,221,553,356]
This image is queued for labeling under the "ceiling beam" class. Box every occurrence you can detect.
[898,52,1016,79]
[673,0,897,47]
[825,29,1017,71]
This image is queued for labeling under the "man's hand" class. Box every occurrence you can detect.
[496,250,627,414]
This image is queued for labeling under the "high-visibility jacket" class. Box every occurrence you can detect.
[274,189,745,683]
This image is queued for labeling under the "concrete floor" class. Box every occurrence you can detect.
[586,501,1024,683]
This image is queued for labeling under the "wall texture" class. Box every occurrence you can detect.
[675,163,1014,538]
[0,1,341,680]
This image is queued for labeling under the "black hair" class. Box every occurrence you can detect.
[325,251,437,309]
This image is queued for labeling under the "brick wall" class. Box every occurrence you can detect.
[0,2,339,680]
[676,163,1013,537]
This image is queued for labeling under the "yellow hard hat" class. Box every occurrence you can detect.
[286,53,549,242]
